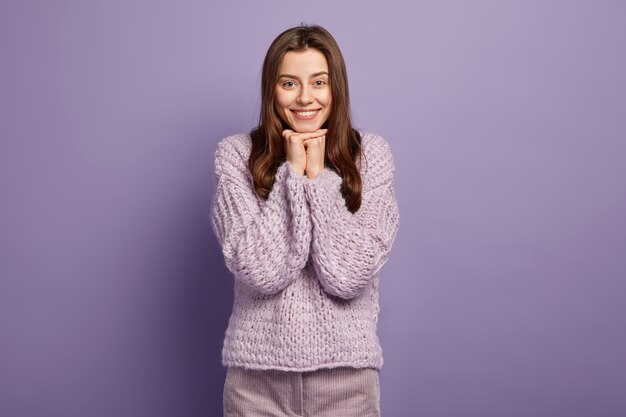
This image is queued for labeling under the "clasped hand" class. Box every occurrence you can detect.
[282,128,327,179]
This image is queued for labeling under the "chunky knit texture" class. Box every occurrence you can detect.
[211,131,400,371]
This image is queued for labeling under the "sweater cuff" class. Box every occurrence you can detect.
[303,168,344,215]
[304,167,342,189]
[280,160,308,200]
[283,160,307,182]
[278,160,312,268]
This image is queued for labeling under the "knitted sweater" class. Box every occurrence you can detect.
[210,131,400,372]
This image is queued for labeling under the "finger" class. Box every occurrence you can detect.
[292,130,328,140]
[302,136,325,146]
[301,136,324,145]
[284,133,302,144]
[302,135,326,142]
[282,128,326,137]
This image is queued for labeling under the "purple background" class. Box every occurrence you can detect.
[1,1,625,416]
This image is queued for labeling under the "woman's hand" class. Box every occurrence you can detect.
[282,128,327,177]
[302,132,326,179]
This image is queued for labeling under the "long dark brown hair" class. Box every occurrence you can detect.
[249,24,363,213]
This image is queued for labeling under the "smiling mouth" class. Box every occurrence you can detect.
[291,109,321,120]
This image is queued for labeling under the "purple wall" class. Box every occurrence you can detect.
[1,1,625,416]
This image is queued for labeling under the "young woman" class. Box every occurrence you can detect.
[211,24,400,417]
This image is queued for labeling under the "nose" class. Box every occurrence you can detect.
[297,86,313,105]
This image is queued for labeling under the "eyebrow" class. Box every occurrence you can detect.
[278,71,329,80]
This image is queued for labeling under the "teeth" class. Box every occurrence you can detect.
[295,110,317,116]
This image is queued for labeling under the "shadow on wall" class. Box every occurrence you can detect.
[177,139,234,416]
[198,235,232,416]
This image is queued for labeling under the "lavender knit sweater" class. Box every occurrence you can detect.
[210,131,399,371]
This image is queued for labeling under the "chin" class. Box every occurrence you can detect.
[293,126,319,133]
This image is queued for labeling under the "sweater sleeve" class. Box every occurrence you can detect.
[304,135,400,300]
[210,136,311,295]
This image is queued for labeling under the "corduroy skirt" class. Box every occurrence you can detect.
[223,366,381,417]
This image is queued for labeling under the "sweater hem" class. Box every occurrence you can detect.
[222,360,383,372]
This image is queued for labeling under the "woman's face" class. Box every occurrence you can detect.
[274,48,332,133]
